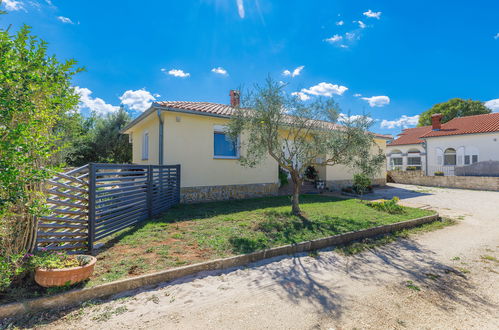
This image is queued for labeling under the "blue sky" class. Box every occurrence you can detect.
[2,0,499,135]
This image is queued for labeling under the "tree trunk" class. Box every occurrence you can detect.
[290,172,302,215]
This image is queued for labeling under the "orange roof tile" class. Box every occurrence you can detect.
[388,126,432,146]
[421,112,499,138]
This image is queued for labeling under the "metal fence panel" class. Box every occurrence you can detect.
[37,163,180,253]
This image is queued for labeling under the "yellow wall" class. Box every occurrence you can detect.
[128,110,387,188]
[131,113,160,165]
[325,137,387,181]
[163,112,278,188]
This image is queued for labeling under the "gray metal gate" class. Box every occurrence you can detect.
[37,163,180,253]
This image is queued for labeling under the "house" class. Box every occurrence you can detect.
[387,112,499,176]
[122,91,391,202]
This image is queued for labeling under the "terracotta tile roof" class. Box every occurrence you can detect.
[149,101,389,139]
[421,112,499,138]
[155,101,236,117]
[388,126,432,146]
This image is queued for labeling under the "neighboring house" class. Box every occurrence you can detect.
[122,91,391,202]
[387,113,499,176]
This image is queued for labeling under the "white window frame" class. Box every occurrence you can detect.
[142,131,149,160]
[213,125,240,159]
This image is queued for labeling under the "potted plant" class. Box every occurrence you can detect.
[32,251,96,287]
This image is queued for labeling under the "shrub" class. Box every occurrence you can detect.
[0,253,30,291]
[434,171,444,176]
[304,166,318,181]
[278,167,289,186]
[353,173,372,195]
[367,197,405,214]
[406,166,418,171]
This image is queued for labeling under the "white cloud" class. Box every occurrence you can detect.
[353,93,362,97]
[119,89,156,112]
[2,0,24,11]
[74,87,119,115]
[300,82,348,98]
[324,34,343,43]
[162,68,190,78]
[494,33,499,40]
[211,67,228,76]
[282,65,304,78]
[338,113,373,124]
[363,9,382,19]
[380,115,419,129]
[291,91,311,101]
[361,95,390,107]
[236,0,245,18]
[57,16,74,24]
[485,99,499,112]
[336,20,344,26]
[345,32,358,41]
[354,20,366,29]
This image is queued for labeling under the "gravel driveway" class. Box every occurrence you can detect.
[11,184,499,329]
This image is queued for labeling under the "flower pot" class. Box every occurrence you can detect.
[34,255,97,287]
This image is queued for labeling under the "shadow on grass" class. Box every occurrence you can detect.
[95,194,344,254]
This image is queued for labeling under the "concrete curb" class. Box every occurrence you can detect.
[0,213,439,319]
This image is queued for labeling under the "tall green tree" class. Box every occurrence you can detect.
[65,107,132,166]
[228,78,384,216]
[418,98,490,126]
[0,25,81,255]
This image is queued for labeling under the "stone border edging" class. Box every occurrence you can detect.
[0,213,438,319]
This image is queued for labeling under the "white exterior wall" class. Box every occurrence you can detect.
[386,144,426,172]
[425,132,499,175]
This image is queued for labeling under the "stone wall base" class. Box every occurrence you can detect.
[388,170,499,191]
[181,183,279,203]
[326,178,387,191]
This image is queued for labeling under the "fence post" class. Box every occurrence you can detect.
[176,164,181,204]
[87,163,96,254]
[147,165,153,218]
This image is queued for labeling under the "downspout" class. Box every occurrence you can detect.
[157,109,164,165]
[423,139,428,176]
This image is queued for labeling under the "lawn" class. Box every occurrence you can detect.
[89,195,433,285]
[1,195,436,303]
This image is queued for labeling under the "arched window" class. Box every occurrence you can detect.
[444,148,456,166]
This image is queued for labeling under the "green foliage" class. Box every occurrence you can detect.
[366,197,405,214]
[30,251,90,270]
[418,98,490,126]
[65,107,132,166]
[304,166,318,181]
[0,253,28,291]
[278,167,289,186]
[434,171,444,176]
[0,25,81,255]
[406,166,418,171]
[227,77,384,214]
[353,173,372,195]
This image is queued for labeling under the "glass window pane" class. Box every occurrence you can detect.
[464,155,470,165]
[444,154,456,165]
[472,155,478,163]
[408,157,421,165]
[214,132,237,157]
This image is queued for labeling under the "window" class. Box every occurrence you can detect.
[472,155,478,164]
[142,131,149,160]
[464,155,470,165]
[214,128,238,158]
[444,148,456,166]
[391,157,402,166]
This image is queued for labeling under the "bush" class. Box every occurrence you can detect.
[304,166,318,181]
[434,171,444,176]
[353,174,372,195]
[278,167,289,187]
[0,253,30,291]
[367,197,405,214]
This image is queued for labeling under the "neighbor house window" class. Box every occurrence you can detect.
[472,155,478,163]
[214,126,238,158]
[142,131,149,160]
[444,148,456,166]
[464,155,470,165]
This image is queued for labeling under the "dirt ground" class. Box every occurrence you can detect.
[5,184,499,329]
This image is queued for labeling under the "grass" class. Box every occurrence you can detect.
[0,194,435,304]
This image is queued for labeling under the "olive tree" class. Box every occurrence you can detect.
[0,25,81,255]
[228,78,384,216]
